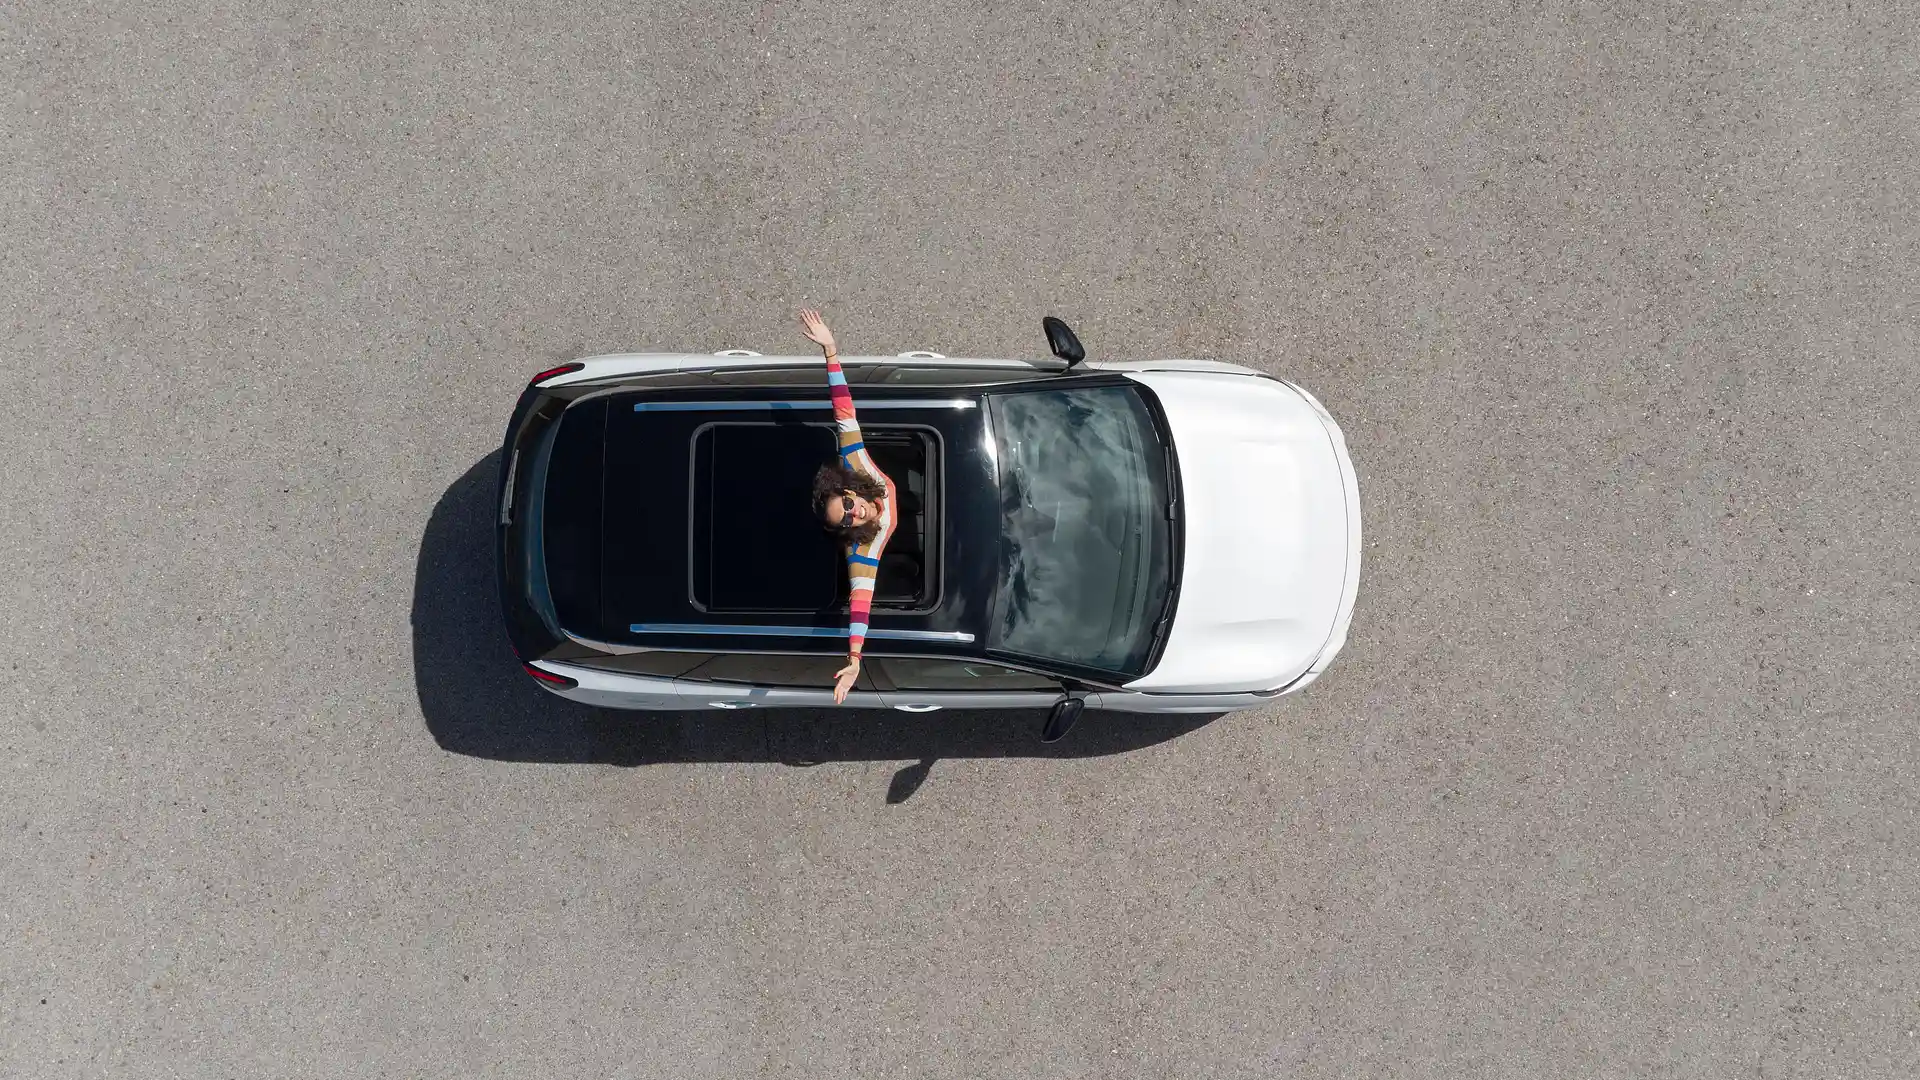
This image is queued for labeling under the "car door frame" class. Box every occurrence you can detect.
[669,649,890,710]
[864,655,1070,713]
[1088,688,1278,714]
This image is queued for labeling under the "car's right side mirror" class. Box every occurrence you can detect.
[1042,316,1085,368]
[1040,696,1086,743]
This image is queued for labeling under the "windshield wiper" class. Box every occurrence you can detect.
[1163,444,1179,520]
[1152,442,1181,650]
[499,448,520,525]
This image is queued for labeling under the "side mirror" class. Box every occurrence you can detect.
[1040,696,1086,743]
[1042,316,1085,367]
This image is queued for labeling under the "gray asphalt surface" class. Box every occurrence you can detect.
[6,1,1919,1076]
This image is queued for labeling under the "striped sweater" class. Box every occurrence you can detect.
[826,354,897,656]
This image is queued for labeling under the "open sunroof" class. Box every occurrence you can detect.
[688,421,942,614]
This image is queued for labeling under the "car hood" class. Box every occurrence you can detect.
[1124,371,1359,693]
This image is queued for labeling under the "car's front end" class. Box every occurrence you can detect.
[1265,376,1362,696]
[1105,365,1362,698]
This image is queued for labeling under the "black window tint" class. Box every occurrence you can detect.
[858,429,937,608]
[684,652,850,688]
[694,424,842,611]
[573,651,716,678]
[878,657,1061,691]
[541,398,608,636]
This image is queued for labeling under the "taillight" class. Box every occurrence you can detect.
[529,362,583,386]
[524,663,577,689]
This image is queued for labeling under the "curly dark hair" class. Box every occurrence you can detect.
[812,462,888,546]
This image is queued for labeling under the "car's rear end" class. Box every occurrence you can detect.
[495,369,608,685]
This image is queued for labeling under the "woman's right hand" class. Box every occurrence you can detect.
[799,308,837,353]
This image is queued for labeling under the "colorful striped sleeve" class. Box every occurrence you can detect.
[825,354,880,478]
[824,353,896,657]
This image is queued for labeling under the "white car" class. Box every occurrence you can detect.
[497,319,1360,740]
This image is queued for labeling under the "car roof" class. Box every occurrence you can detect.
[574,383,1002,658]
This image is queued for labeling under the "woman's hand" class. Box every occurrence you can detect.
[799,308,837,353]
[832,656,861,705]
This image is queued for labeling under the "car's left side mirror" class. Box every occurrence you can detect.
[1042,316,1085,369]
[1040,696,1086,743]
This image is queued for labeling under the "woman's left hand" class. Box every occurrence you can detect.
[799,308,837,352]
[832,657,861,705]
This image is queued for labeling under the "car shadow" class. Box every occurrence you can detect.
[412,453,1222,785]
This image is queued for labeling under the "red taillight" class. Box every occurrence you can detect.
[529,362,584,386]
[524,663,577,689]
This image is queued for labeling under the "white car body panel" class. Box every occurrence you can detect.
[531,658,894,711]
[1118,368,1361,694]
[1088,688,1280,713]
[543,351,1055,387]
[1083,358,1271,376]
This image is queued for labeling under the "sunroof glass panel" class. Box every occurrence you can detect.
[694,423,842,612]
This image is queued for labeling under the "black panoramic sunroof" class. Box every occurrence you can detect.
[692,423,843,611]
[688,422,941,614]
[594,390,967,637]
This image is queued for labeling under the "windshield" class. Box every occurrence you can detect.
[986,383,1175,676]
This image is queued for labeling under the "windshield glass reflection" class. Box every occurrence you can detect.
[986,385,1172,675]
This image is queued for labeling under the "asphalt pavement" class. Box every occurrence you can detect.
[5,2,1919,1076]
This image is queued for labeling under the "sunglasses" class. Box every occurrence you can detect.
[823,494,858,528]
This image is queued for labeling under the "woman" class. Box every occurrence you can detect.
[799,308,897,704]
